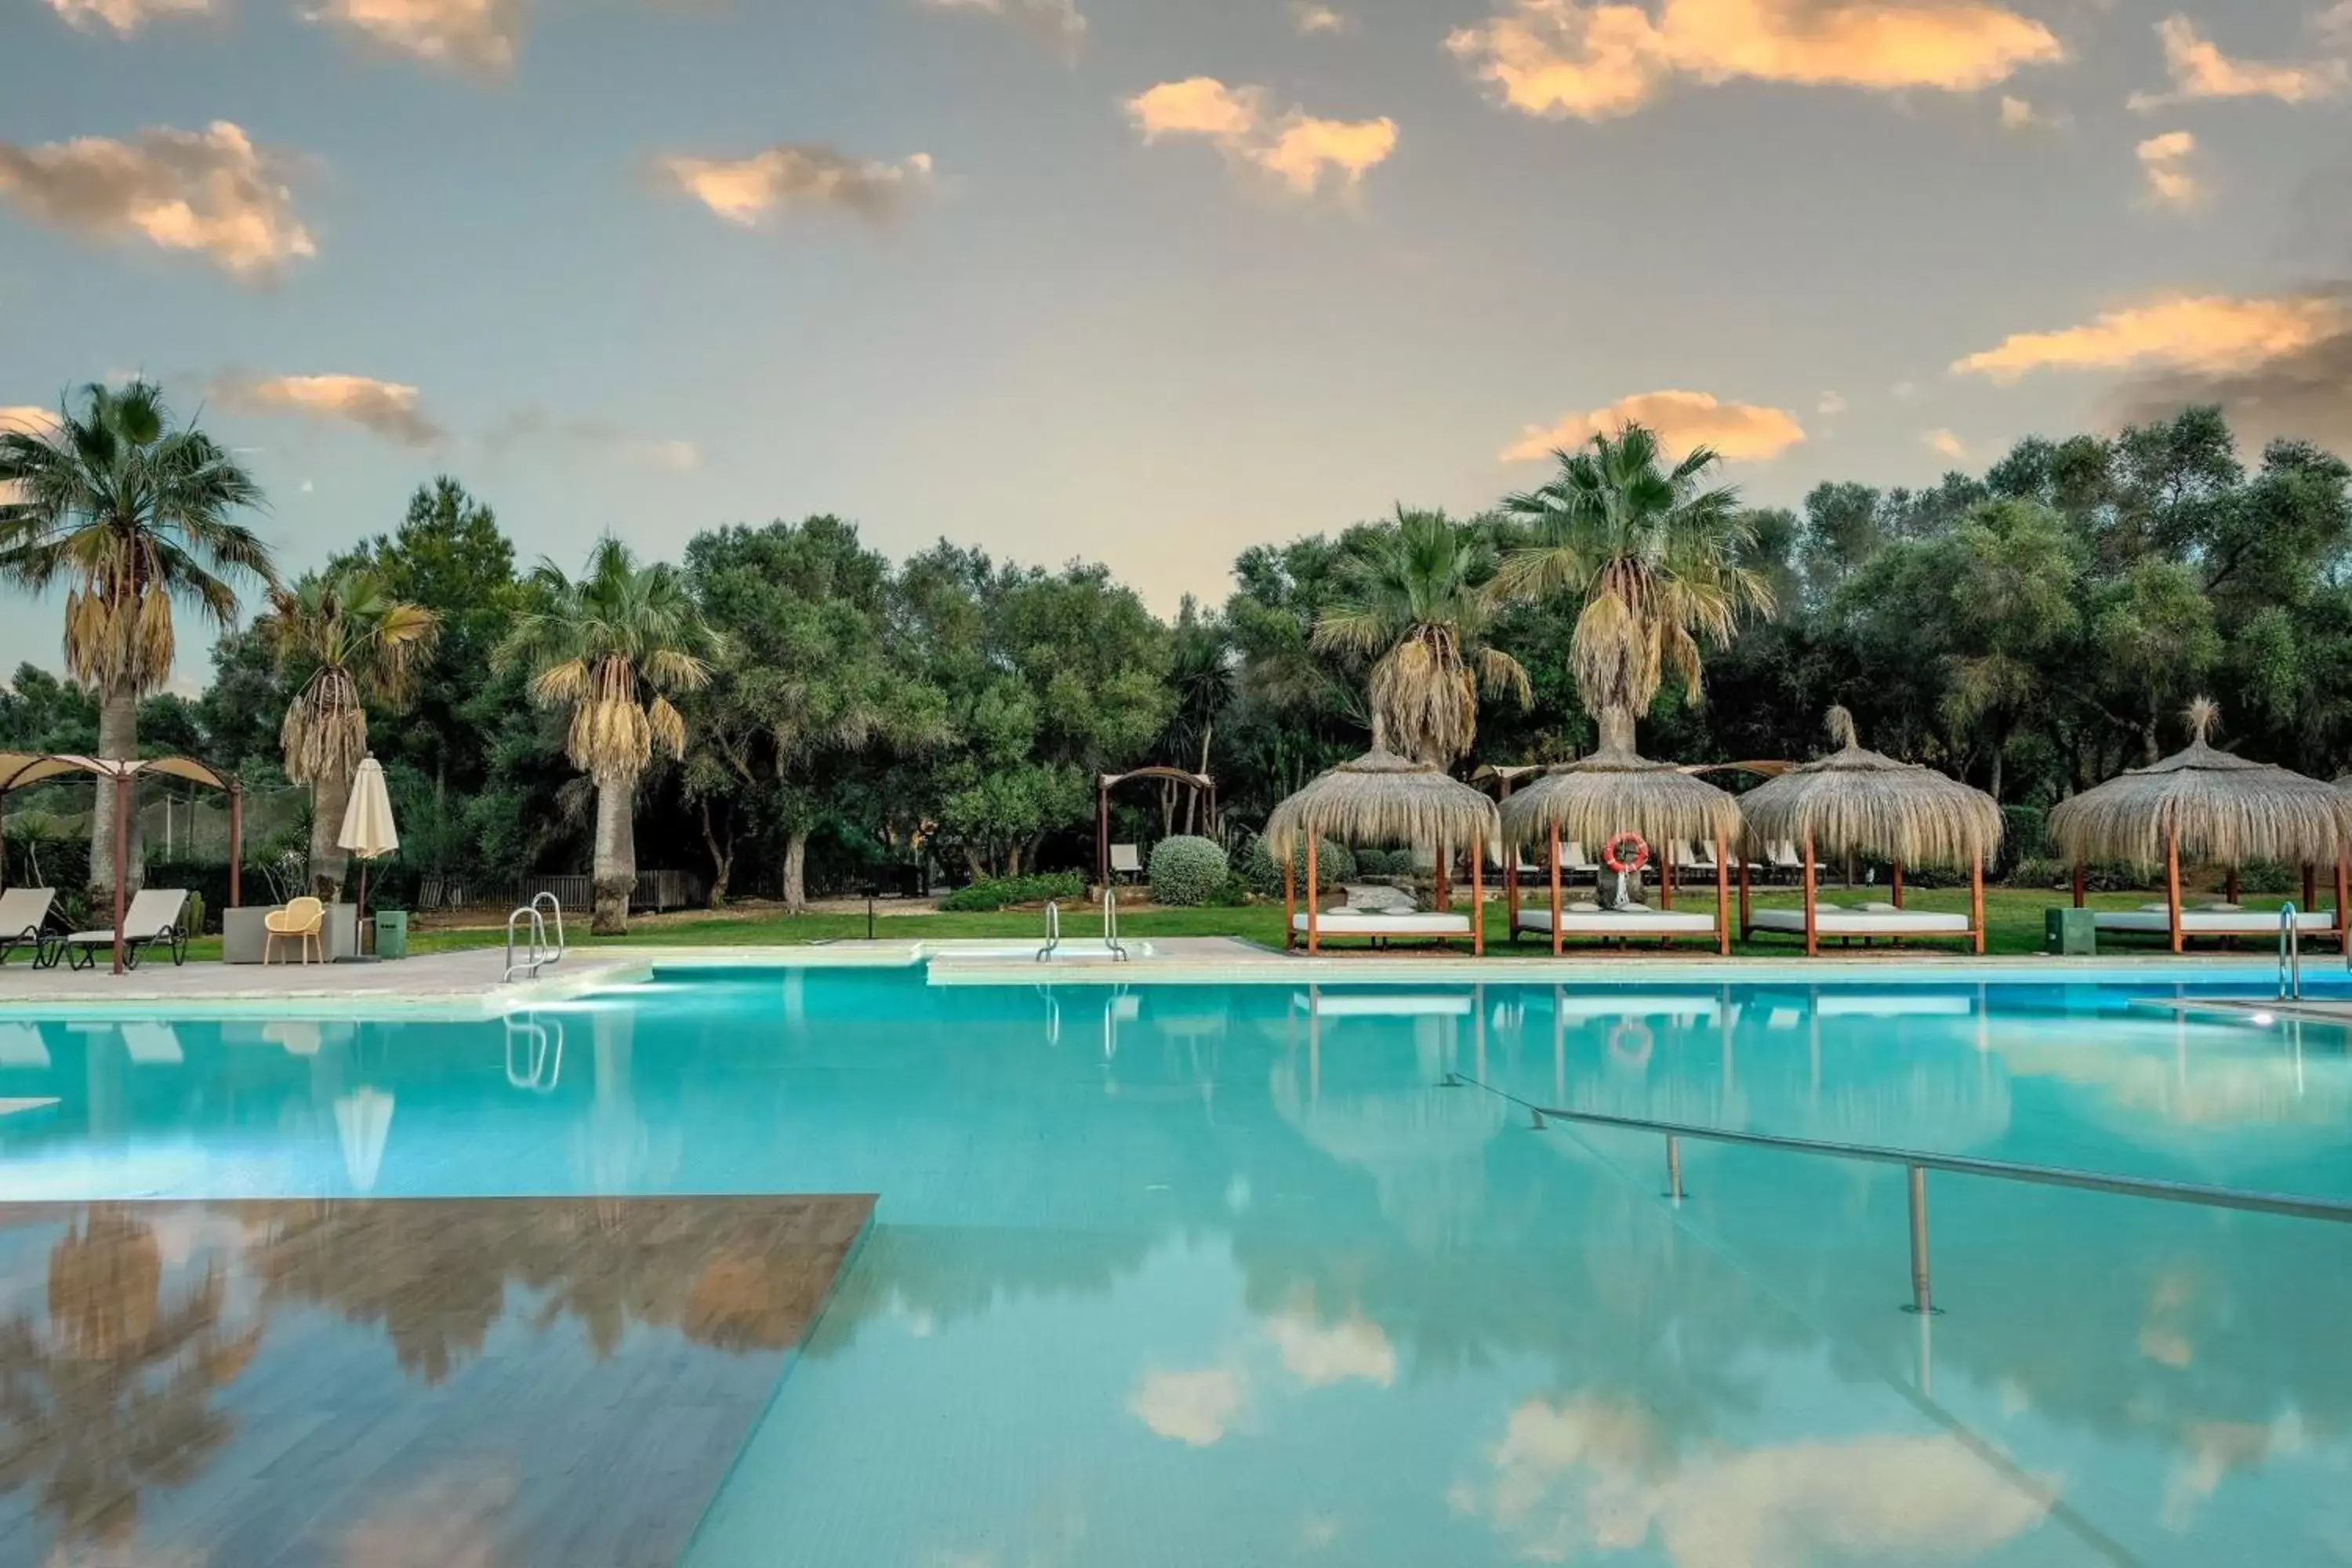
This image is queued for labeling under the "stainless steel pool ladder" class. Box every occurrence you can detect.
[504,1012,564,1091]
[2280,901,2303,1000]
[1037,900,1062,962]
[1102,887,1129,962]
[503,891,566,982]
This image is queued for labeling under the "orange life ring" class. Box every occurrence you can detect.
[1602,832,1650,875]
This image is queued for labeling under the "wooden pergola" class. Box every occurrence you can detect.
[1095,767,1215,889]
[0,752,244,974]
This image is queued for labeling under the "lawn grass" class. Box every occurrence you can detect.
[245,884,2325,962]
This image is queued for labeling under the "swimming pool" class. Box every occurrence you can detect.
[4,969,2350,1565]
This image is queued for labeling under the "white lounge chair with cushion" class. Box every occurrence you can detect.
[0,887,57,965]
[1290,909,1475,947]
[54,888,191,971]
[1747,901,1972,939]
[2092,902,2338,939]
[1515,900,1723,950]
[1109,844,1142,883]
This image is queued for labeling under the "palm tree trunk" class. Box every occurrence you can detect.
[1596,706,1636,754]
[308,766,354,901]
[782,829,810,914]
[591,776,637,935]
[90,684,143,900]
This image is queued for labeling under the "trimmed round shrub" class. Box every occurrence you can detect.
[1243,834,1356,895]
[1148,836,1230,906]
[1356,848,1408,877]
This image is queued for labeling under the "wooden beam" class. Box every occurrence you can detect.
[2165,829,2182,955]
[1802,832,1818,957]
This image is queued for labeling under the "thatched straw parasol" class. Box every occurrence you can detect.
[2048,699,2352,953]
[1497,741,1743,955]
[1265,748,1501,956]
[1737,706,2002,955]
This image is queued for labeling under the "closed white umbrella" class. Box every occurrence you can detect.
[338,756,397,953]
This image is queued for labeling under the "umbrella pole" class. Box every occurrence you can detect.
[1737,854,1751,942]
[2336,851,2348,954]
[2304,865,2317,915]
[1714,832,1730,956]
[358,862,369,957]
[1283,854,1295,952]
[1802,833,1818,958]
[1549,823,1563,958]
[1470,833,1483,957]
[1969,854,1985,955]
[1892,860,1904,909]
[111,771,129,975]
[1306,837,1319,957]
[2165,830,2182,955]
[2071,862,2085,909]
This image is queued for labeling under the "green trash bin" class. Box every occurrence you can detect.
[372,910,409,960]
[2044,906,2096,956]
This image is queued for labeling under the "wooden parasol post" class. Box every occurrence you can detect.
[2304,864,2318,916]
[1801,832,1819,957]
[1283,852,1296,952]
[2336,850,2349,953]
[1306,836,1320,956]
[1470,833,1484,956]
[110,768,131,975]
[2071,862,2085,909]
[1891,860,1905,909]
[1713,830,1730,956]
[2165,829,2183,955]
[1969,853,1986,955]
[227,781,242,908]
[1658,846,1674,911]
[1549,822,1564,958]
[1737,851,1751,941]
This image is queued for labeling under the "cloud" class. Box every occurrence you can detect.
[304,0,529,75]
[1925,427,1967,459]
[46,0,209,36]
[1455,1398,2053,1568]
[2136,130,2205,210]
[1127,78,1398,196]
[1266,1312,1396,1388]
[0,405,63,436]
[1817,390,1847,416]
[1503,389,1806,461]
[2128,15,2348,111]
[656,144,935,228]
[1292,1,1352,34]
[921,0,1085,60]
[1445,0,2061,122]
[482,407,703,470]
[216,374,442,447]
[0,121,317,279]
[1998,93,2066,129]
[1952,292,2350,382]
[1130,1368,1247,1446]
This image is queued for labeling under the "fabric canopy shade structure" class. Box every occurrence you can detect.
[1265,748,1501,956]
[1497,742,1742,955]
[1736,707,2002,956]
[0,751,243,975]
[2050,700,2352,953]
[338,755,398,948]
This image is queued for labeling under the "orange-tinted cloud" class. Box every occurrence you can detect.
[2128,15,2347,111]
[1127,78,1396,195]
[306,0,529,75]
[2136,130,2205,210]
[0,405,64,436]
[1447,0,2061,121]
[1925,428,1966,459]
[1952,294,2349,382]
[0,122,316,279]
[1504,389,1806,461]
[45,0,209,36]
[1292,1,1352,34]
[657,145,935,227]
[217,374,443,446]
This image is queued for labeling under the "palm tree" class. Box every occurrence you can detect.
[1312,507,1530,766]
[1492,423,1773,753]
[261,566,439,898]
[0,382,272,898]
[495,537,719,934]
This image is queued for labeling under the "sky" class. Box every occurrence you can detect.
[3,0,2350,685]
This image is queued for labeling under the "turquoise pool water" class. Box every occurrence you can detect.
[5,971,2352,1565]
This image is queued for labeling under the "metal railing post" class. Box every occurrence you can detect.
[2280,902,2302,1000]
[1664,1135,1684,1204]
[1905,1164,1939,1316]
[1037,900,1061,962]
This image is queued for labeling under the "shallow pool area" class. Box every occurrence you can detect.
[5,969,2351,1565]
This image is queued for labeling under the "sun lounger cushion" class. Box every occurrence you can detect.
[1292,912,1472,935]
[1749,907,1970,935]
[2096,909,2336,935]
[1341,884,1417,914]
[1516,907,1717,935]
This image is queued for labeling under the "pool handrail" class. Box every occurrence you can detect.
[1448,1076,2352,1227]
[2281,901,2302,1000]
[1037,900,1061,962]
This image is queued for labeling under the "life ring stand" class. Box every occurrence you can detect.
[1602,832,1651,876]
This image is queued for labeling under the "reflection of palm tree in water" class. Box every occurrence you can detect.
[569,1011,681,1198]
[0,1207,260,1543]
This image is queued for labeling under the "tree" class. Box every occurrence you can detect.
[1936,499,2083,800]
[0,381,272,897]
[1494,424,1773,752]
[1160,599,1235,834]
[683,518,947,910]
[495,538,720,934]
[1312,507,1529,764]
[260,567,439,898]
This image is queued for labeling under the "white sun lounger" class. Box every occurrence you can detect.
[1813,992,1976,1018]
[1748,907,1971,938]
[0,887,56,964]
[1291,911,1473,940]
[120,1022,183,1065]
[1300,992,1475,1018]
[1550,993,1721,1021]
[2092,909,2338,937]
